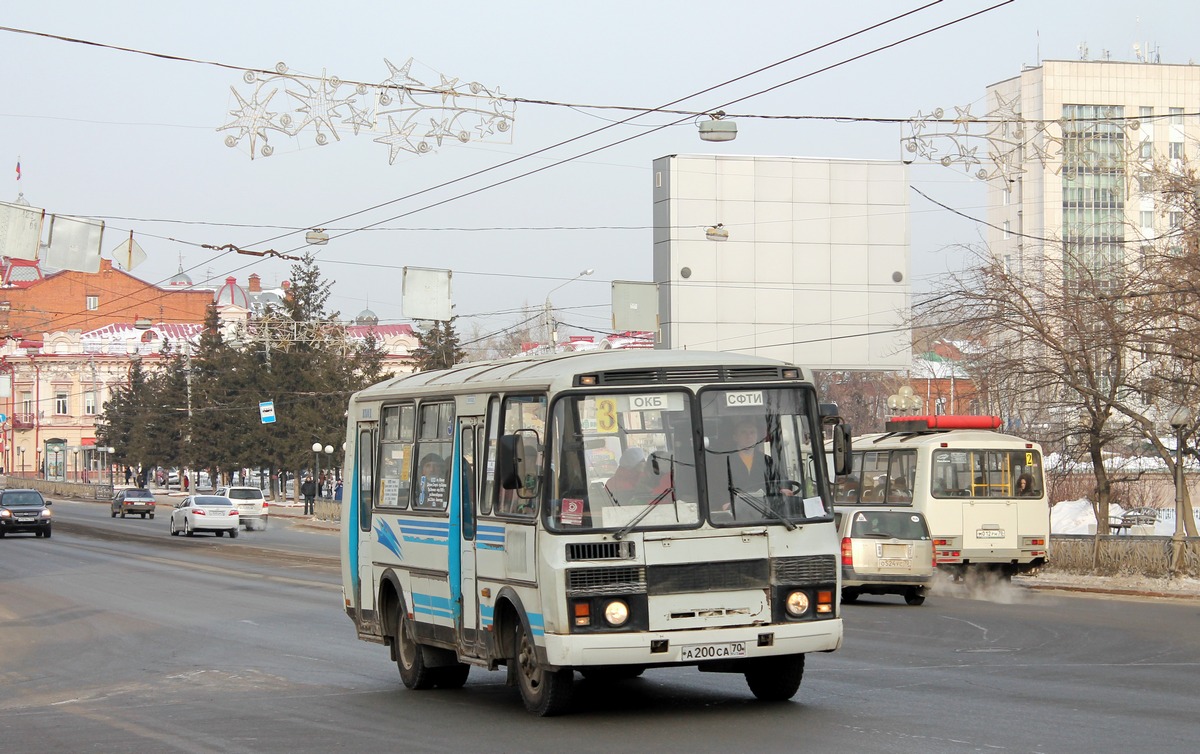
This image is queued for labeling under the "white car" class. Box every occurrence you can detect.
[216,486,269,530]
[169,495,240,538]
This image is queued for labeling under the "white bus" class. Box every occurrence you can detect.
[340,349,851,715]
[833,415,1049,580]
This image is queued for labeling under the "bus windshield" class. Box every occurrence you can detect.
[700,387,824,527]
[545,390,701,533]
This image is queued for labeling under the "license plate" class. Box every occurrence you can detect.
[679,641,747,661]
[877,558,910,568]
[976,529,1004,539]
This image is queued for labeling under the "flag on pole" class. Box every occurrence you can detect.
[111,231,148,271]
[14,161,20,181]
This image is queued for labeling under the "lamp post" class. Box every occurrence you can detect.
[106,446,115,487]
[1169,407,1192,577]
[543,269,594,352]
[73,449,78,483]
[887,385,924,416]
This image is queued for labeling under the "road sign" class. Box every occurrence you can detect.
[0,413,7,423]
[259,401,276,424]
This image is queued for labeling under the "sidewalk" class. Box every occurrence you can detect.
[1015,571,1200,600]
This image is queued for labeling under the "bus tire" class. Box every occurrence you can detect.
[434,663,470,689]
[904,587,926,606]
[514,619,573,716]
[395,604,436,690]
[841,588,859,604]
[745,654,804,702]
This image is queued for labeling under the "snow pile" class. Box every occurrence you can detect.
[1050,498,1175,535]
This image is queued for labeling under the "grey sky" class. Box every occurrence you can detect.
[3,0,1196,345]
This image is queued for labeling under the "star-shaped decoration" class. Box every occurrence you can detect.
[286,70,357,143]
[218,85,279,158]
[426,117,453,146]
[343,101,376,136]
[435,74,460,106]
[374,115,419,164]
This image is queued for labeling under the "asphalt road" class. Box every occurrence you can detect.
[1,498,1197,753]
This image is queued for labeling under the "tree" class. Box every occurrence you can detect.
[412,319,466,371]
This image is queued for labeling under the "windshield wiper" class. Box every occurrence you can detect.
[725,457,796,530]
[613,454,677,540]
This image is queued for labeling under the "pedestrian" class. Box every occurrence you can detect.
[124,466,132,486]
[301,474,317,515]
[183,474,190,492]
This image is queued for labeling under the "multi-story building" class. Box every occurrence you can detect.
[985,59,1200,284]
[0,258,416,481]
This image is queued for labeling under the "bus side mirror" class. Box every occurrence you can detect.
[498,430,541,499]
[831,424,853,477]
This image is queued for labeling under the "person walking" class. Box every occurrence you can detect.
[301,474,317,515]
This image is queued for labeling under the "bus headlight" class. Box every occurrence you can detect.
[603,600,630,627]
[785,590,810,617]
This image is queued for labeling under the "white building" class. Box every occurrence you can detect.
[985,59,1200,282]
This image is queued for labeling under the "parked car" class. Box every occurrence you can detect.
[0,489,53,538]
[112,488,157,519]
[836,506,935,606]
[216,486,268,530]
[169,495,240,538]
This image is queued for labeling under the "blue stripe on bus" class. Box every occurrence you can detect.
[477,605,544,636]
[412,592,455,620]
[374,519,403,560]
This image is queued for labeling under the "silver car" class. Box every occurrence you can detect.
[169,495,240,538]
[836,507,934,606]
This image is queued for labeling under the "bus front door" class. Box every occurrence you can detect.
[454,418,485,657]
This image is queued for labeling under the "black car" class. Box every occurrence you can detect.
[0,489,53,538]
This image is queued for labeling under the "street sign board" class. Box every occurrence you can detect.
[259,401,276,424]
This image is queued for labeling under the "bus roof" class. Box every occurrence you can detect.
[353,348,815,402]
[853,427,1042,449]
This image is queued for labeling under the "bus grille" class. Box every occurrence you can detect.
[647,559,769,594]
[567,566,646,595]
[566,541,636,561]
[772,555,837,585]
[591,366,794,386]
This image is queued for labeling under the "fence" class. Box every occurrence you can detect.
[1048,534,1199,578]
[0,474,112,501]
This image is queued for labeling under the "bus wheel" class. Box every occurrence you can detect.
[840,589,859,604]
[904,587,927,606]
[434,663,470,689]
[514,620,573,716]
[395,605,435,690]
[745,654,804,702]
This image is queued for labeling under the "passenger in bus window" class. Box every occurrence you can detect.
[888,475,912,503]
[417,454,446,508]
[1016,473,1034,496]
[715,417,790,508]
[604,447,647,505]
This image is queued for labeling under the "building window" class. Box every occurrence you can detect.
[1002,220,1011,239]
[1140,140,1153,159]
[20,392,32,415]
[86,295,99,311]
[85,391,97,415]
[1170,142,1184,159]
[55,392,69,416]
[1170,211,1184,229]
[1140,210,1154,229]
[1140,106,1153,119]
[1169,107,1184,124]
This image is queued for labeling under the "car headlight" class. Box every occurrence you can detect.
[603,600,630,627]
[0,509,10,518]
[785,590,810,617]
[40,508,52,519]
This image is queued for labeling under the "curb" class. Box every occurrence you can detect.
[1020,582,1200,601]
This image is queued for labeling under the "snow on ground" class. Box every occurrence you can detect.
[1051,497,1178,535]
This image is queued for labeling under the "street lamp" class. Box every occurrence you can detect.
[1169,407,1192,577]
[73,449,78,483]
[543,269,594,351]
[887,385,924,416]
[106,446,115,487]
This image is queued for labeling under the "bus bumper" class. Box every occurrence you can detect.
[540,619,842,668]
